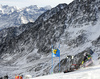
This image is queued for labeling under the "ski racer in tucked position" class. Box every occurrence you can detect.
[64,51,94,73]
[81,53,93,67]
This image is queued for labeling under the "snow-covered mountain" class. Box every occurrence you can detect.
[0,0,100,78]
[0,5,17,14]
[0,5,51,29]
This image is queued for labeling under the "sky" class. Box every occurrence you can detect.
[0,0,73,8]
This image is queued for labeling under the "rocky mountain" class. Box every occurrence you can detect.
[0,0,100,78]
[0,5,51,29]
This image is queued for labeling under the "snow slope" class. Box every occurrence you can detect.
[31,65,100,79]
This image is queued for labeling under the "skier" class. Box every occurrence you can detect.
[81,53,92,67]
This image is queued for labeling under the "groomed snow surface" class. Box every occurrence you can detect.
[31,65,100,79]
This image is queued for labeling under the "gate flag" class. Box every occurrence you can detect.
[52,49,60,57]
[51,44,60,73]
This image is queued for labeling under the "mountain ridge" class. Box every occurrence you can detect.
[0,4,51,29]
[0,0,100,78]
